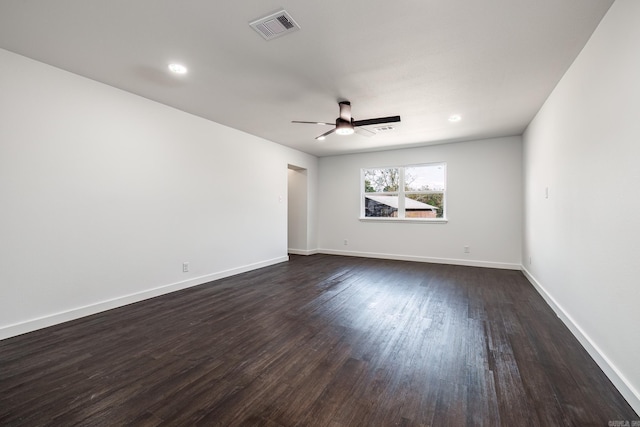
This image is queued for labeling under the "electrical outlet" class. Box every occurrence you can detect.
[183,262,189,273]
[464,246,470,254]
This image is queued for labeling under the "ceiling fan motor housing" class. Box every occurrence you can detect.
[336,118,354,135]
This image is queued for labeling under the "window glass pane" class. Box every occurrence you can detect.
[364,195,399,217]
[363,168,400,192]
[405,164,445,192]
[406,193,444,218]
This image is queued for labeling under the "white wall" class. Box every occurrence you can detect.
[523,0,640,412]
[317,136,522,269]
[0,49,318,339]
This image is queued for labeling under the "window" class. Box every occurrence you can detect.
[361,163,446,221]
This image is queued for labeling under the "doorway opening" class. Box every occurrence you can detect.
[287,165,308,254]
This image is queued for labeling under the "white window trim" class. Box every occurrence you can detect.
[360,162,447,223]
[359,217,448,224]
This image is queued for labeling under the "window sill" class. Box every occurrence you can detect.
[359,217,448,224]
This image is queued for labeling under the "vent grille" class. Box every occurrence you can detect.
[249,10,300,40]
[277,15,294,29]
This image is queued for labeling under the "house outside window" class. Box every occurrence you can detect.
[361,163,446,221]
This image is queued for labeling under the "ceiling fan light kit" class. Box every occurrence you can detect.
[293,101,400,141]
[336,120,354,135]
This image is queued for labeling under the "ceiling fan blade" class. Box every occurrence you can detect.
[353,115,401,127]
[292,121,334,125]
[316,128,337,140]
[338,101,352,122]
[355,127,375,137]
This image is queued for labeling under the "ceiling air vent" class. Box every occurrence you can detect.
[249,10,300,41]
[374,125,396,133]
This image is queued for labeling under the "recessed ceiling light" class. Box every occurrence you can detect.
[168,63,187,74]
[448,114,462,122]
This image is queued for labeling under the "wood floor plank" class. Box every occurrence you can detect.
[0,254,637,426]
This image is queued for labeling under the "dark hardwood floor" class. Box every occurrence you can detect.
[1,254,637,426]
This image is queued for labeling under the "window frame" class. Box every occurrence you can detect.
[360,162,447,223]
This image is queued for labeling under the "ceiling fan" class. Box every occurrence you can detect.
[292,101,401,140]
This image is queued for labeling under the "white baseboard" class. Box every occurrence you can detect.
[522,267,640,415]
[287,248,319,256]
[317,248,521,270]
[0,256,289,341]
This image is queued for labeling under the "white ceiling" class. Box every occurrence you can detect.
[0,0,613,157]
